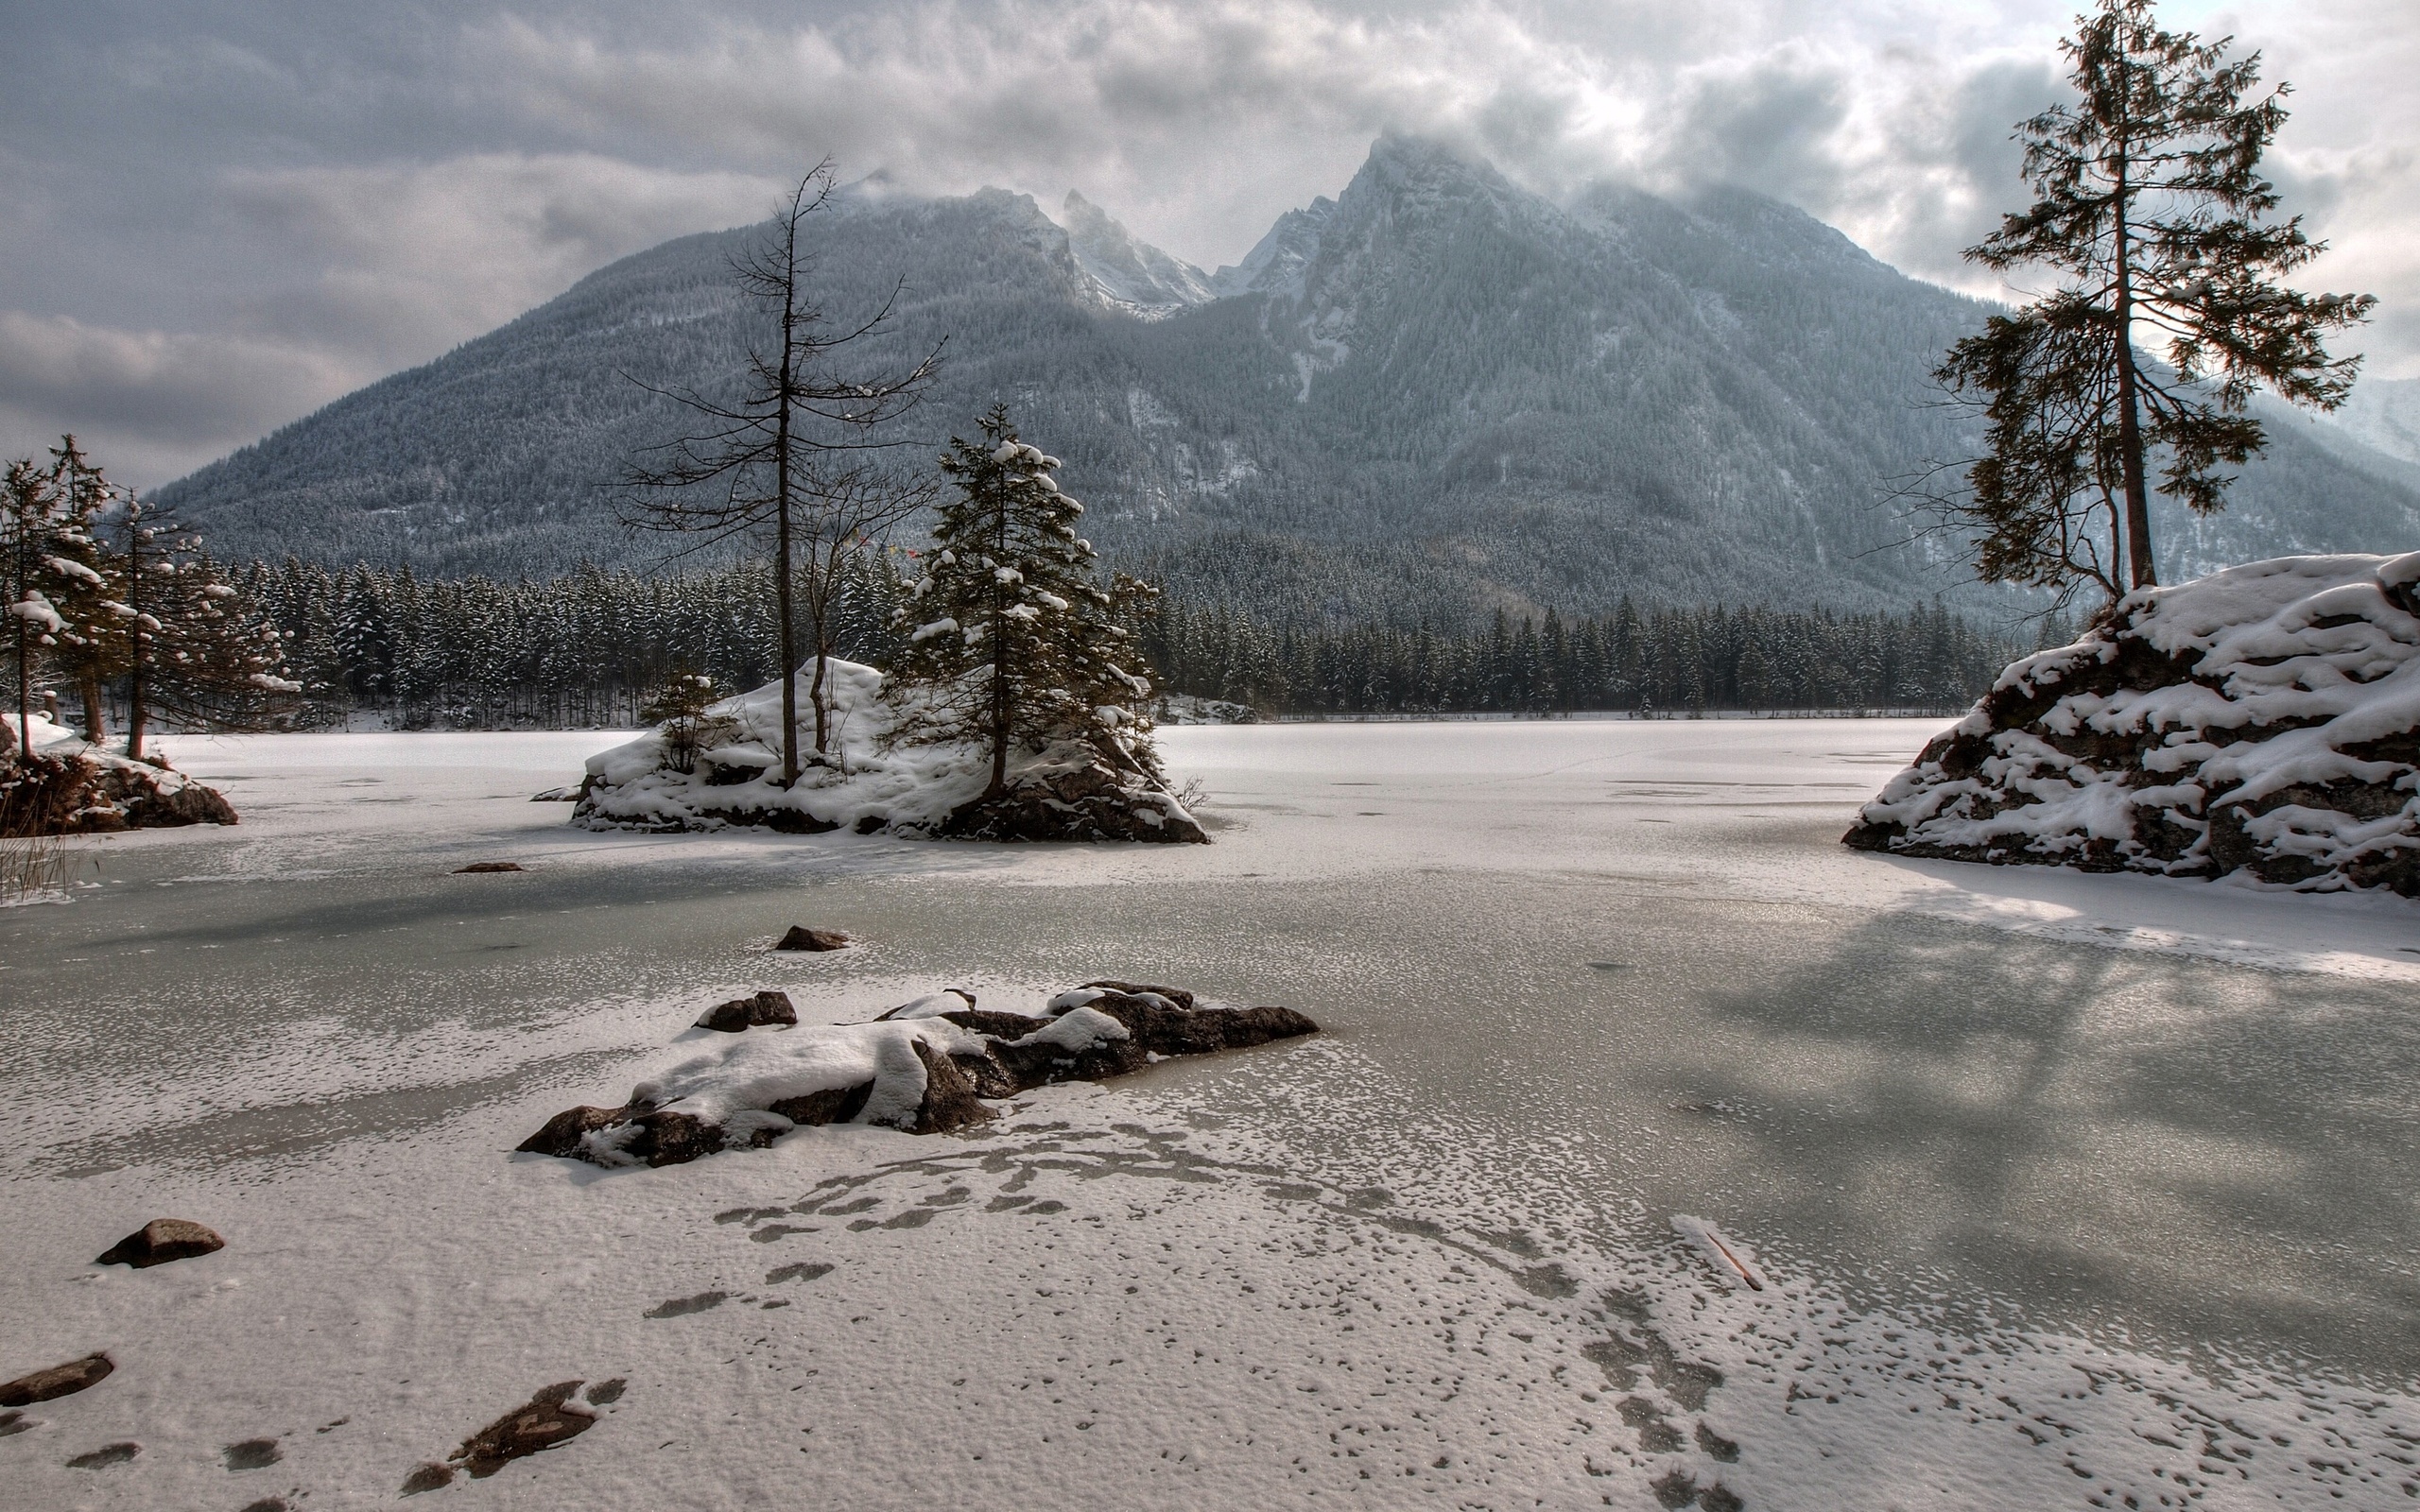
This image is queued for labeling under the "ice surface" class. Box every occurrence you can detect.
[1,719,2412,1509]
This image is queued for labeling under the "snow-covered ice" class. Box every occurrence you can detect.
[2,718,2413,1509]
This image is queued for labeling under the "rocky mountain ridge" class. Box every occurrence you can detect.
[155,135,2420,627]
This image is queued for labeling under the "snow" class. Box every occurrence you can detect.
[9,591,65,633]
[2,719,2414,1509]
[576,659,995,833]
[1006,1005,1131,1053]
[622,1017,981,1139]
[575,658,1197,840]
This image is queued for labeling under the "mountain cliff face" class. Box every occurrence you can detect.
[157,135,2420,625]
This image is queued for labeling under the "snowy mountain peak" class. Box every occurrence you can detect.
[1211,196,1337,300]
[1058,191,1216,319]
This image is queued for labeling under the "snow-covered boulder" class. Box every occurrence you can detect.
[1,714,237,833]
[518,983,1319,1168]
[571,659,1206,843]
[1844,553,2420,894]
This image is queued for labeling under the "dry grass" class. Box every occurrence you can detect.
[0,783,72,905]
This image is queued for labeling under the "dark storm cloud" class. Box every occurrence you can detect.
[2,0,2411,487]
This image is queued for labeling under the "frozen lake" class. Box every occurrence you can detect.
[4,719,2415,1510]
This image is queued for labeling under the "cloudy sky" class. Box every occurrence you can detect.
[4,0,2413,487]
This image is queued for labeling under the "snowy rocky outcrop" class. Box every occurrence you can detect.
[0,715,237,833]
[519,983,1318,1168]
[1845,553,2420,894]
[571,660,1205,843]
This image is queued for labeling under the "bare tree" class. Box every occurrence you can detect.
[791,461,935,753]
[621,162,942,782]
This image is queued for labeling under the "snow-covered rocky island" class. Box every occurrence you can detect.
[1,713,237,833]
[1845,553,2420,893]
[571,660,1206,843]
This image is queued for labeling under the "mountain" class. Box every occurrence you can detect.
[156,134,2420,626]
[2319,375,2420,468]
[1060,192,1216,318]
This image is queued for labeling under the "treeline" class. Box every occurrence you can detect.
[240,556,2033,728]
[239,557,899,729]
[1141,599,2035,716]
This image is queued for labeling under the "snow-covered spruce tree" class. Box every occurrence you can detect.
[887,406,1198,841]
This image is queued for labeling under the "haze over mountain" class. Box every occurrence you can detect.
[157,135,2420,627]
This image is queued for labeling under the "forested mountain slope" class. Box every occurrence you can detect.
[157,135,2420,627]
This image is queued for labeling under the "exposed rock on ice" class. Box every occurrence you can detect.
[692,990,798,1033]
[0,1353,112,1408]
[1845,553,2420,894]
[442,1380,598,1481]
[571,660,1206,844]
[518,985,1319,1169]
[773,925,850,952]
[94,1218,225,1269]
[2,715,236,833]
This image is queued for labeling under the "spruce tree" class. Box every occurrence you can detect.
[1938,0,2373,594]
[39,438,129,742]
[888,405,1158,798]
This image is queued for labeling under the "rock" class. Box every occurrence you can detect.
[938,759,1209,843]
[515,1105,631,1158]
[614,1110,721,1167]
[0,1352,113,1407]
[400,1462,456,1494]
[1083,990,1319,1057]
[65,1440,140,1469]
[765,1082,873,1128]
[95,1218,224,1268]
[0,749,236,834]
[1844,553,2420,894]
[775,925,851,952]
[448,1381,596,1479]
[908,1039,995,1134]
[695,989,798,1032]
[454,861,525,874]
[520,983,1314,1166]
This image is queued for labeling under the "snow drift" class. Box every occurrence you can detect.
[1844,553,2420,895]
[571,660,1204,843]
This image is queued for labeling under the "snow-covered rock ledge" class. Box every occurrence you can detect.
[1844,553,2420,895]
[570,661,1206,843]
[2,714,237,833]
[518,982,1318,1167]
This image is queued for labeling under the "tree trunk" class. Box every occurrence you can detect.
[80,676,107,745]
[986,466,1010,799]
[773,231,801,786]
[125,510,147,763]
[10,618,26,760]
[811,643,829,757]
[2111,128,2154,589]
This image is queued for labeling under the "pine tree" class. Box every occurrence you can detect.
[39,438,129,742]
[4,459,61,753]
[888,405,1158,799]
[1937,0,2373,595]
